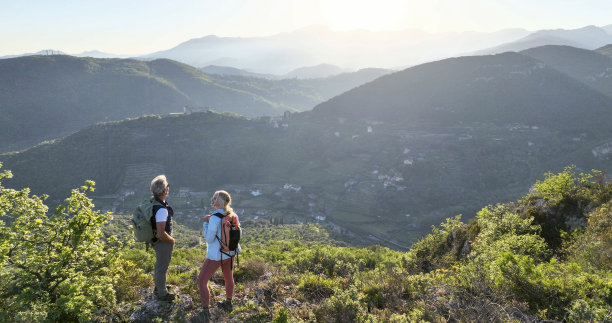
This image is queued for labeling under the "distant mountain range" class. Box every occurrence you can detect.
[141,26,531,74]
[3,46,612,246]
[4,25,611,76]
[283,64,352,79]
[202,63,355,80]
[0,55,390,153]
[0,49,66,59]
[200,65,277,79]
[0,55,285,152]
[477,25,612,54]
[207,67,392,111]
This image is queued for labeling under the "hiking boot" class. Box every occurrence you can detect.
[156,292,176,302]
[153,285,172,297]
[216,299,233,312]
[191,309,210,323]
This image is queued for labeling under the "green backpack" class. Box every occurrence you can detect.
[132,198,163,242]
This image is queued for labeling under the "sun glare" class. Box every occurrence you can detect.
[321,0,409,32]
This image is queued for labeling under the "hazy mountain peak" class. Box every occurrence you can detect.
[476,25,612,55]
[142,27,533,73]
[1,49,66,59]
[75,50,128,58]
[283,63,351,79]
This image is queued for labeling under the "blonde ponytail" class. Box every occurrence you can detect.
[214,190,233,215]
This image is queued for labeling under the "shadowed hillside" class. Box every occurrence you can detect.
[0,56,391,153]
[0,55,288,152]
[312,52,612,134]
[1,164,610,321]
[596,43,612,58]
[209,68,392,111]
[3,51,612,247]
[521,45,612,98]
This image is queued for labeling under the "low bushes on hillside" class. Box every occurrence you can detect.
[1,165,611,321]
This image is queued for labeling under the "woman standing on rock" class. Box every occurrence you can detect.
[194,190,241,321]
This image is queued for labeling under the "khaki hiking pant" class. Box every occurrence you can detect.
[152,241,174,297]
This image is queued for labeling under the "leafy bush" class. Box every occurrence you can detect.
[234,257,277,282]
[472,204,549,264]
[1,166,610,321]
[297,274,336,300]
[313,287,372,323]
[407,215,471,273]
[272,307,290,323]
[521,167,610,250]
[0,166,122,322]
[567,202,612,270]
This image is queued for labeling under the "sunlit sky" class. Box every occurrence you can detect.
[1,0,611,56]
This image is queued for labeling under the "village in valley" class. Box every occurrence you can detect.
[90,106,612,249]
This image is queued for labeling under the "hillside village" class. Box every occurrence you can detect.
[86,105,605,250]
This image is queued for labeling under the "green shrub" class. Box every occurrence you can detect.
[272,307,290,323]
[473,204,549,264]
[566,299,612,322]
[297,274,336,300]
[313,287,372,323]
[566,202,612,270]
[490,252,612,320]
[407,215,471,273]
[113,259,151,302]
[234,257,277,282]
[0,169,123,322]
[361,285,385,310]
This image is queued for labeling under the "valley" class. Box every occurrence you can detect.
[2,46,612,248]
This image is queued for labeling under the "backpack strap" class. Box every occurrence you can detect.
[212,212,225,243]
[212,212,227,251]
[150,198,166,243]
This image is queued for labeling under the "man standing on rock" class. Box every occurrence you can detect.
[150,175,176,302]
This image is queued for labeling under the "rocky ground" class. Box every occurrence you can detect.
[119,284,238,322]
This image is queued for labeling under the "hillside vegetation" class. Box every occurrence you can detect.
[0,55,388,153]
[208,68,391,111]
[312,52,612,132]
[3,48,612,247]
[0,165,610,322]
[596,44,612,58]
[521,45,612,98]
[0,55,288,152]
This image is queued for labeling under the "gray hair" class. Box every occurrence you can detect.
[150,175,169,197]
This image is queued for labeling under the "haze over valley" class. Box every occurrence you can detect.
[2,42,612,247]
[2,2,612,320]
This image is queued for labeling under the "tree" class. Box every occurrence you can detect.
[0,164,122,322]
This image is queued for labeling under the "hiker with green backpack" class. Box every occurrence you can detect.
[133,175,176,302]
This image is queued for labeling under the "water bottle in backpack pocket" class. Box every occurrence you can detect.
[213,212,241,253]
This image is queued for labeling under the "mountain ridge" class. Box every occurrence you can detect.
[312,51,612,133]
[0,55,391,153]
[142,27,531,73]
[476,25,612,55]
[0,55,292,152]
[3,50,612,246]
[521,45,612,98]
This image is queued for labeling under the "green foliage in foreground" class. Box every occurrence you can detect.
[0,165,124,322]
[1,165,611,322]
